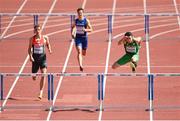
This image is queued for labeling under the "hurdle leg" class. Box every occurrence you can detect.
[97,74,105,111]
[50,74,55,112]
[96,74,101,111]
[47,74,52,111]
[0,15,1,37]
[107,15,112,42]
[33,15,38,27]
[148,74,154,111]
[0,74,4,111]
[100,74,104,111]
[70,15,75,42]
[146,74,154,121]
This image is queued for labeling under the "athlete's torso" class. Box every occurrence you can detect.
[32,35,46,55]
[124,40,140,54]
[75,17,87,37]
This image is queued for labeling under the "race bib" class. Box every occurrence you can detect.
[126,46,136,53]
[76,26,84,34]
[34,45,43,54]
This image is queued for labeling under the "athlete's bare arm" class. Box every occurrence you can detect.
[44,36,52,54]
[133,37,142,44]
[71,21,76,39]
[83,19,93,32]
[28,37,34,62]
[118,36,128,45]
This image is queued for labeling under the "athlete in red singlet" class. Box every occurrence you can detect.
[28,24,52,99]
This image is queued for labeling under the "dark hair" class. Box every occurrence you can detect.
[124,32,133,36]
[34,24,41,29]
[77,7,84,12]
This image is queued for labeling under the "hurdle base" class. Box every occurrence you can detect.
[95,108,104,111]
[145,108,154,111]
[46,105,98,112]
[0,107,4,112]
[45,106,56,112]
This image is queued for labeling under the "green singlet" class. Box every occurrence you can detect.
[117,40,140,65]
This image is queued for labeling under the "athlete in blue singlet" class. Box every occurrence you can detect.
[72,8,93,71]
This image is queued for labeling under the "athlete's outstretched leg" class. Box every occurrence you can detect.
[130,59,137,73]
[38,67,47,99]
[112,62,120,69]
[76,46,83,71]
[112,54,130,70]
[82,49,86,56]
[130,55,138,73]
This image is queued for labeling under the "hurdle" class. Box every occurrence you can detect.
[0,72,180,112]
[108,15,113,41]
[0,73,102,112]
[1,12,180,42]
[0,73,54,111]
[33,15,38,26]
[97,73,180,113]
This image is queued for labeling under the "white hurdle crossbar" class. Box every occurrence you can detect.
[1,13,180,16]
[1,72,180,111]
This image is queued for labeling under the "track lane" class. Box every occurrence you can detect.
[0,0,61,120]
[101,0,149,120]
[48,0,114,120]
[146,0,180,120]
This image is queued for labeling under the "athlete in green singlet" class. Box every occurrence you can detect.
[112,32,142,72]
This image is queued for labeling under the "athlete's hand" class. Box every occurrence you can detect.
[49,50,52,54]
[71,28,76,39]
[82,27,86,32]
[30,56,34,62]
[72,34,76,39]
[123,36,130,40]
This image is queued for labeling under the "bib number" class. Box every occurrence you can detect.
[126,46,136,53]
[76,26,84,34]
[34,45,43,54]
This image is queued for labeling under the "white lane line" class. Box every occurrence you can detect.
[46,40,74,121]
[143,0,153,120]
[41,0,58,30]
[1,56,29,109]
[0,0,29,110]
[98,0,116,121]
[143,0,151,74]
[143,0,147,14]
[82,0,87,9]
[113,22,177,39]
[1,0,57,112]
[0,0,28,40]
[173,0,180,28]
[150,28,179,39]
[46,0,87,120]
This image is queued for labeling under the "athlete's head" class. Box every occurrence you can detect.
[124,32,133,43]
[34,24,41,34]
[124,32,133,37]
[77,8,84,18]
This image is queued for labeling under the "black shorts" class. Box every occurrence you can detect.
[32,54,47,73]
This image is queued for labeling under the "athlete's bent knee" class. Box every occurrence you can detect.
[112,62,119,69]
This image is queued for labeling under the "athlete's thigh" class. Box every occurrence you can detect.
[116,54,132,65]
[131,54,139,62]
[81,37,88,50]
[32,62,39,73]
[75,37,82,48]
[39,55,47,70]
